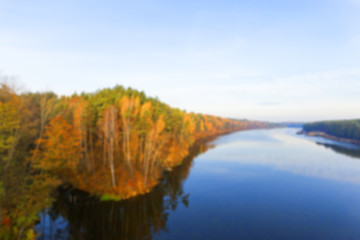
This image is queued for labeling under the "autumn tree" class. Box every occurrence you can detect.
[101,105,119,187]
[0,84,21,168]
[34,115,82,176]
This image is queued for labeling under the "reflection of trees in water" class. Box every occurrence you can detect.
[0,169,56,240]
[36,140,214,240]
[316,142,360,159]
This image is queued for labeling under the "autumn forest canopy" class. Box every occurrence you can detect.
[0,81,273,206]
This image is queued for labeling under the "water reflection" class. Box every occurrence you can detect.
[200,129,360,184]
[33,129,360,240]
[316,142,360,159]
[36,140,214,240]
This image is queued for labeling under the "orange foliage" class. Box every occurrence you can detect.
[34,116,82,173]
[1,216,11,226]
[31,91,271,199]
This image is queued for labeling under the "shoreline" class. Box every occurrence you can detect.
[110,126,272,200]
[86,126,275,201]
[297,130,360,146]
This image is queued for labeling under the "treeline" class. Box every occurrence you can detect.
[1,83,272,199]
[303,119,360,141]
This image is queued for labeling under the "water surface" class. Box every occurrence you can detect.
[36,128,360,240]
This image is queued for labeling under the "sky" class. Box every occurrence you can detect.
[0,0,359,122]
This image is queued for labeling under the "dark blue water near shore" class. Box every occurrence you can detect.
[36,128,360,240]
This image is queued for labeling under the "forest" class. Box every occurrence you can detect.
[303,120,360,142]
[0,82,272,239]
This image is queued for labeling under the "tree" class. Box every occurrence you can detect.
[0,84,21,168]
[101,105,119,187]
[34,116,82,175]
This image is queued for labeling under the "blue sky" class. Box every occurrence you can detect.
[0,0,359,122]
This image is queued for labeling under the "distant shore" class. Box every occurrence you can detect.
[297,130,360,145]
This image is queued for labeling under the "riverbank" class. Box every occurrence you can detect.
[297,130,360,145]
[35,128,360,240]
[97,126,271,201]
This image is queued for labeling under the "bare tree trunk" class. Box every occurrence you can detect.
[143,131,154,186]
[109,107,116,187]
[103,135,107,170]
[103,106,118,187]
[31,95,53,164]
[121,112,133,176]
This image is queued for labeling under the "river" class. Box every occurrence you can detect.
[36,128,360,240]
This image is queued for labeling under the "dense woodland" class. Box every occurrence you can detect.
[0,82,272,239]
[303,120,360,141]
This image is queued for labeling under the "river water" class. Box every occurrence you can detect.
[36,128,360,240]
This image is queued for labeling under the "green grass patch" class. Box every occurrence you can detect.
[100,193,123,201]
